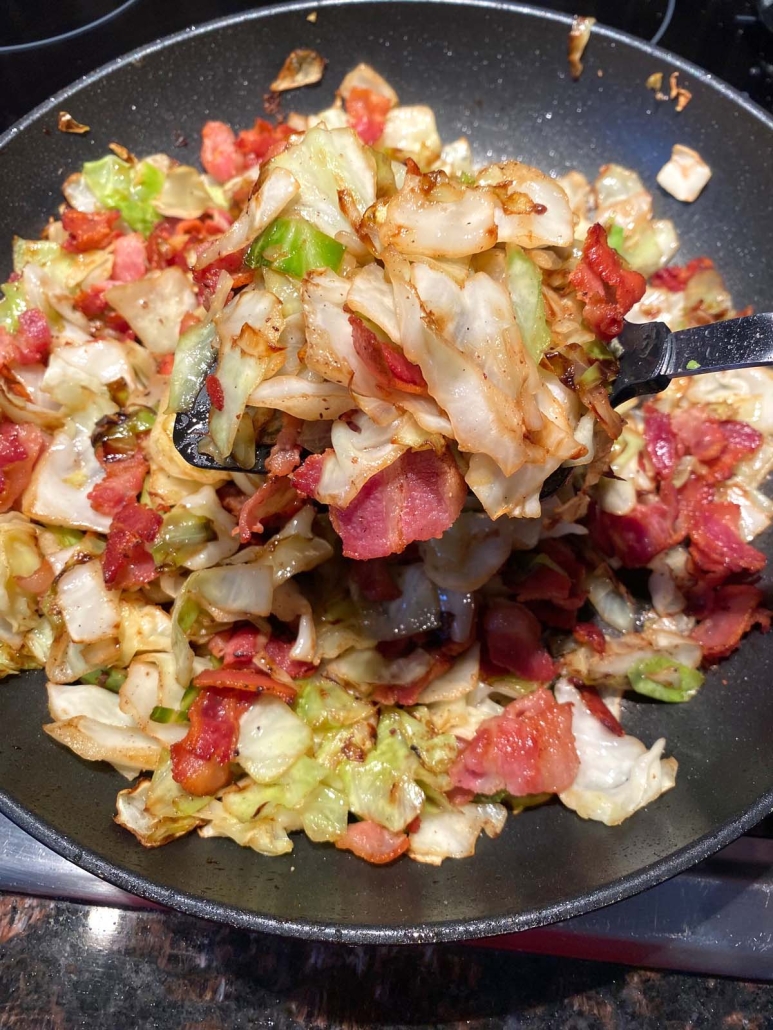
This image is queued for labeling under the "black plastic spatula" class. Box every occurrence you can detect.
[173,312,773,477]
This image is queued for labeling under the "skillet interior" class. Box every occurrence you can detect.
[1,0,772,944]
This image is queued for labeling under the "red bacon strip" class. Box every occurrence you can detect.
[644,405,679,479]
[192,667,297,703]
[691,584,770,662]
[349,315,427,394]
[484,600,556,683]
[200,121,245,183]
[62,208,120,253]
[327,448,467,560]
[577,684,625,736]
[102,501,161,590]
[650,256,714,292]
[235,478,303,543]
[88,450,149,517]
[449,687,579,797]
[170,688,254,796]
[265,415,303,477]
[335,820,410,864]
[590,481,682,568]
[345,88,392,145]
[569,223,646,341]
[573,622,606,654]
[112,232,147,282]
[0,422,46,513]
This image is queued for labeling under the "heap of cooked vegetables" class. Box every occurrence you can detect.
[0,62,770,866]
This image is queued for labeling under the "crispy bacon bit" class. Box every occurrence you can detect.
[170,688,254,796]
[205,374,225,412]
[290,452,325,498]
[687,499,766,575]
[62,208,120,253]
[328,448,467,561]
[691,584,771,662]
[577,683,625,736]
[88,450,149,517]
[644,405,679,479]
[351,558,402,602]
[650,257,714,292]
[235,478,303,543]
[57,111,90,134]
[450,687,579,796]
[209,624,264,667]
[201,121,246,183]
[263,638,316,680]
[349,315,427,394]
[0,422,46,513]
[671,409,762,484]
[235,119,295,167]
[669,71,693,113]
[192,666,297,703]
[112,232,147,282]
[573,622,606,654]
[590,481,681,568]
[372,653,454,706]
[102,501,162,590]
[570,223,646,341]
[334,821,410,864]
[568,15,596,81]
[484,600,557,683]
[265,414,303,477]
[270,48,327,93]
[14,309,52,365]
[345,87,392,145]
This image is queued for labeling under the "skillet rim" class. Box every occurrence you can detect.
[1,0,773,944]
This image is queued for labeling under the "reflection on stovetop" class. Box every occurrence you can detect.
[2,809,773,979]
[0,0,772,131]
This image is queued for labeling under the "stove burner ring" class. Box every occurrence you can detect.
[1,0,140,55]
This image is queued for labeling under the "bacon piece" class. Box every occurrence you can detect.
[235,118,295,166]
[102,501,162,590]
[170,688,254,796]
[691,584,770,662]
[290,452,325,498]
[263,638,315,680]
[88,450,149,517]
[329,448,467,561]
[112,232,147,282]
[209,624,265,667]
[205,374,225,411]
[334,820,409,864]
[644,405,679,479]
[73,284,109,319]
[200,121,245,183]
[671,409,761,482]
[484,600,556,682]
[349,315,427,394]
[62,208,120,252]
[372,653,454,706]
[192,667,297,703]
[350,558,402,602]
[573,622,606,654]
[0,422,46,513]
[450,687,579,796]
[265,415,303,477]
[569,223,646,341]
[15,309,52,364]
[650,256,714,292]
[235,478,304,543]
[345,88,392,145]
[687,500,766,575]
[590,481,682,568]
[577,683,625,736]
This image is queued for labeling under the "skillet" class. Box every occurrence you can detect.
[0,0,772,945]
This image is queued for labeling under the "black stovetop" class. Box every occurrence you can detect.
[1,0,772,133]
